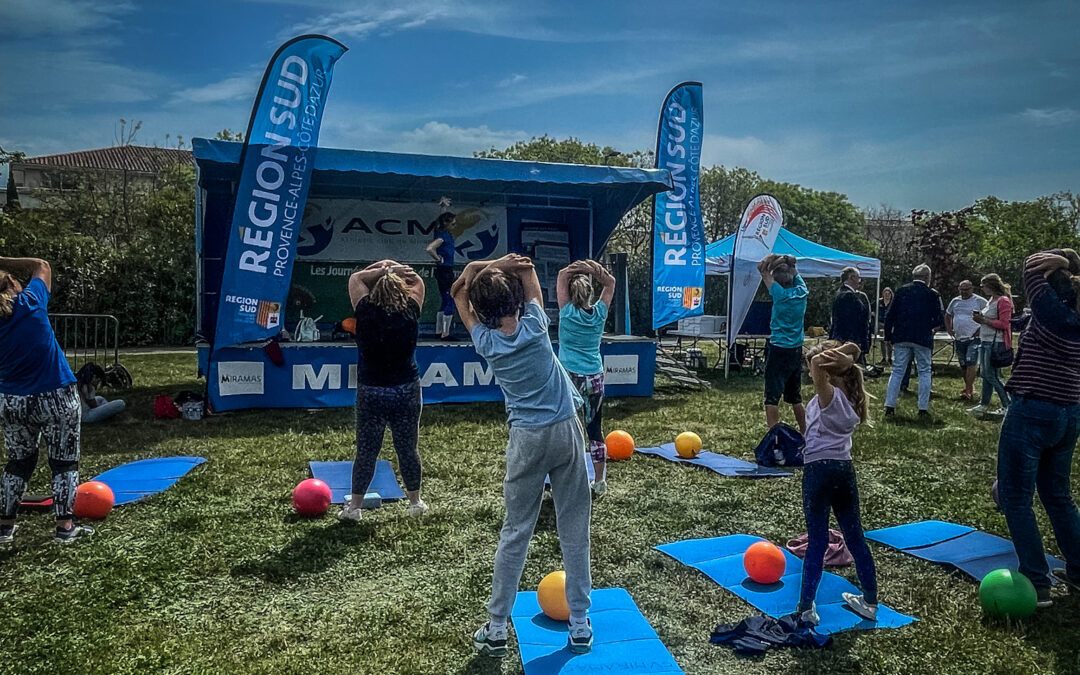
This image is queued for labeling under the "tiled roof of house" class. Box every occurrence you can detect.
[17,146,193,174]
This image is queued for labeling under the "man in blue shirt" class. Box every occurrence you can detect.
[759,254,809,434]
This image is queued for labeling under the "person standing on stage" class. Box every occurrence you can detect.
[426,212,458,340]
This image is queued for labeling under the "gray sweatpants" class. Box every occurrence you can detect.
[488,415,592,620]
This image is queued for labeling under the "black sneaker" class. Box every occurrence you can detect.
[568,618,593,654]
[884,407,895,417]
[1052,568,1080,591]
[0,524,17,545]
[918,410,931,419]
[54,522,95,545]
[1036,586,1053,609]
[473,622,508,658]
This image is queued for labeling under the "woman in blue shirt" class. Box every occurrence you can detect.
[557,260,615,495]
[425,212,458,340]
[0,257,93,545]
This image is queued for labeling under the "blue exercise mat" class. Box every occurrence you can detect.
[636,444,791,478]
[309,460,406,504]
[656,535,916,635]
[511,588,683,675]
[866,521,1065,582]
[92,457,206,506]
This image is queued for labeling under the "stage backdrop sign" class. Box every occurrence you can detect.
[652,81,705,330]
[298,199,507,263]
[728,195,784,346]
[214,35,347,349]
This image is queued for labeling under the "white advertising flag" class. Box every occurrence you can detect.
[728,195,784,350]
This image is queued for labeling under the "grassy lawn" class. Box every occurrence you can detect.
[2,350,1079,674]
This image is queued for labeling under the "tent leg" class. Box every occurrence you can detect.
[874,276,881,359]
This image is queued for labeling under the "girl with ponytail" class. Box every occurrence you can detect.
[557,260,616,495]
[795,340,878,626]
[343,260,430,521]
[0,257,92,545]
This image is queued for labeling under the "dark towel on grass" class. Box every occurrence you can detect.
[711,614,832,656]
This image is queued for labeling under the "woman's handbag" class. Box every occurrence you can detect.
[989,333,1014,369]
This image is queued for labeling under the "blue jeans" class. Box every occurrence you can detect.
[798,460,877,610]
[979,343,1011,408]
[885,343,932,410]
[997,396,1080,588]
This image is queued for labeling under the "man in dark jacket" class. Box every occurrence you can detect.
[884,264,944,416]
[830,267,871,360]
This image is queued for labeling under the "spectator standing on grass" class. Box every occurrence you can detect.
[970,273,1013,418]
[0,257,93,545]
[759,254,809,435]
[997,249,1080,609]
[829,267,871,362]
[877,287,894,364]
[883,264,944,418]
[945,280,987,401]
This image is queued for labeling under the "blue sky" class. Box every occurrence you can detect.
[1,0,1077,212]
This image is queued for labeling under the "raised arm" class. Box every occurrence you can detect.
[586,260,616,306]
[556,261,591,309]
[451,259,496,332]
[757,255,777,287]
[348,261,395,310]
[0,257,51,291]
[391,264,426,307]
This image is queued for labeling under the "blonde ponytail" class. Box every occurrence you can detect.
[0,272,14,320]
[569,274,593,309]
[370,272,410,313]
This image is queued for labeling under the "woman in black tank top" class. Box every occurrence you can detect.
[342,260,429,521]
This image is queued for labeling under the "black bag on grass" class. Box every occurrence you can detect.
[754,423,805,467]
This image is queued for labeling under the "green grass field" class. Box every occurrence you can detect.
[1,351,1078,674]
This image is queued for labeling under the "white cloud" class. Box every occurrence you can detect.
[391,121,529,156]
[288,2,453,40]
[0,0,134,37]
[171,75,258,105]
[1019,107,1080,126]
[498,73,528,88]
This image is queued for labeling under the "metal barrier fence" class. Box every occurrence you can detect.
[49,314,120,372]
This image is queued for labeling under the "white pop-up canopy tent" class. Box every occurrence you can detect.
[705,229,881,279]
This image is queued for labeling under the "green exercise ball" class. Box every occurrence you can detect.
[979,568,1037,618]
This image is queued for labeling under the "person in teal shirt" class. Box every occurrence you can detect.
[557,260,615,495]
[759,254,809,434]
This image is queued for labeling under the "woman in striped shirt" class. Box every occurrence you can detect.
[997,249,1080,609]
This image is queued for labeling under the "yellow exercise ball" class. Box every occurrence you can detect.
[537,570,570,621]
[675,431,703,458]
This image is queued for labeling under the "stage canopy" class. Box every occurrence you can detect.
[705,229,881,279]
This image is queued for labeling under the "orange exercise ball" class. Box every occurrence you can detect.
[73,481,115,520]
[605,430,634,461]
[537,570,570,621]
[675,431,702,458]
[743,541,787,584]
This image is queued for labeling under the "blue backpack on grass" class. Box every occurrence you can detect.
[754,423,805,467]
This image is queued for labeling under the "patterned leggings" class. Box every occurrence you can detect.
[0,384,81,520]
[353,380,423,494]
[569,371,606,463]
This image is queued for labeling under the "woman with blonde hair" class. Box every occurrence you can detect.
[0,257,93,545]
[557,260,615,495]
[970,273,1014,418]
[341,260,428,521]
[795,340,878,625]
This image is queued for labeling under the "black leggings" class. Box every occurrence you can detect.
[353,380,423,494]
[798,459,877,609]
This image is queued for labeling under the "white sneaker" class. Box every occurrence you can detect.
[842,592,878,621]
[338,495,363,522]
[968,404,989,418]
[798,602,819,626]
[990,407,1008,417]
[407,500,429,517]
[591,479,607,496]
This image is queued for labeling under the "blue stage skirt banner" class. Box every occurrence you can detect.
[201,340,656,412]
[213,35,347,349]
[652,81,705,330]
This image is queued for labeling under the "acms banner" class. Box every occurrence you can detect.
[298,199,507,263]
[728,194,784,344]
[214,35,347,348]
[652,82,705,330]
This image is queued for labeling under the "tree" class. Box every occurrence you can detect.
[214,129,245,142]
[698,165,761,240]
[908,207,977,299]
[475,135,649,167]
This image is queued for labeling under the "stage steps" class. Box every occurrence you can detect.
[655,344,711,390]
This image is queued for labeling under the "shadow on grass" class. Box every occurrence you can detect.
[229,520,376,583]
[997,592,1080,666]
[459,653,507,674]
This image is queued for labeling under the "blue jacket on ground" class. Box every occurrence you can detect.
[883,280,944,349]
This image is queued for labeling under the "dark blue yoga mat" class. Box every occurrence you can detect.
[866,521,1065,582]
[92,457,206,506]
[511,588,683,675]
[656,535,916,635]
[636,444,791,478]
[309,460,406,504]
